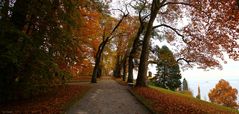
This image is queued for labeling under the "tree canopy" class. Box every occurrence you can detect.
[154,45,181,91]
[133,0,239,86]
[1,0,239,105]
[209,79,238,109]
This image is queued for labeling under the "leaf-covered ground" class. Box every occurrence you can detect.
[131,87,239,114]
[0,84,91,114]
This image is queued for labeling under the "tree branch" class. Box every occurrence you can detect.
[177,58,194,65]
[141,14,150,22]
[136,40,143,47]
[130,0,149,23]
[148,60,157,64]
[161,2,193,8]
[107,8,129,42]
[153,24,187,43]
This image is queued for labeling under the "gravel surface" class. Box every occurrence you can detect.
[66,80,150,114]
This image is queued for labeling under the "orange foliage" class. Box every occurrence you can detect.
[179,0,239,69]
[69,0,105,76]
[115,16,139,56]
[209,79,238,109]
[133,87,237,113]
[0,85,91,114]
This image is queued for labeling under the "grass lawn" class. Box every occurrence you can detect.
[0,84,91,114]
[130,86,239,114]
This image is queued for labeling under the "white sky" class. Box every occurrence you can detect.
[150,40,239,81]
[182,60,239,81]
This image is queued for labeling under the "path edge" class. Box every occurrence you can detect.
[128,88,155,114]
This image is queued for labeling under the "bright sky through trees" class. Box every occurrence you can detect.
[110,0,239,81]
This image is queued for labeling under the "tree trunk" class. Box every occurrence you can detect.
[136,0,161,87]
[122,55,128,81]
[91,55,101,83]
[114,55,121,78]
[91,12,128,83]
[127,23,145,83]
[127,55,134,83]
[91,42,106,83]
[11,0,30,30]
[2,0,9,20]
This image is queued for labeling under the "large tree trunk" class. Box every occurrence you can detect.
[122,54,128,81]
[11,0,30,30]
[114,55,122,78]
[127,55,134,83]
[127,23,145,83]
[91,42,106,83]
[136,0,162,87]
[2,0,9,20]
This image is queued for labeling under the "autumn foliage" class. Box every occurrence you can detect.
[132,87,238,113]
[179,0,239,69]
[208,79,238,109]
[0,85,91,114]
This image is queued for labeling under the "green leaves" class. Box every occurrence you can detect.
[0,0,80,103]
[153,45,181,91]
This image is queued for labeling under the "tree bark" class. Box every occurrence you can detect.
[122,53,128,81]
[91,42,106,83]
[11,0,30,30]
[122,62,127,81]
[127,55,134,83]
[136,0,162,87]
[2,0,9,20]
[114,55,122,78]
[127,23,145,83]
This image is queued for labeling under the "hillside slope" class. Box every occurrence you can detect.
[130,86,239,114]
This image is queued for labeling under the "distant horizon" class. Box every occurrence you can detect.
[187,79,239,103]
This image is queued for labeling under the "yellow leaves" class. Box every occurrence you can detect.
[208,79,238,109]
[76,8,102,38]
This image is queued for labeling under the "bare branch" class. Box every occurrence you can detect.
[161,2,193,8]
[148,60,157,64]
[107,8,129,41]
[130,0,149,23]
[111,8,128,17]
[136,40,143,47]
[177,58,194,65]
[141,14,150,22]
[139,0,147,23]
[153,24,187,43]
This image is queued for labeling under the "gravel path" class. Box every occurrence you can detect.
[66,80,150,114]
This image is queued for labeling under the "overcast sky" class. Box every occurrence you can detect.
[150,40,239,81]
[182,60,239,81]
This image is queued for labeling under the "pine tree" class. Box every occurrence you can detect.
[196,84,201,99]
[154,46,181,91]
[183,78,189,91]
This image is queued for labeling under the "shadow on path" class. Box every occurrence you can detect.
[66,80,150,114]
